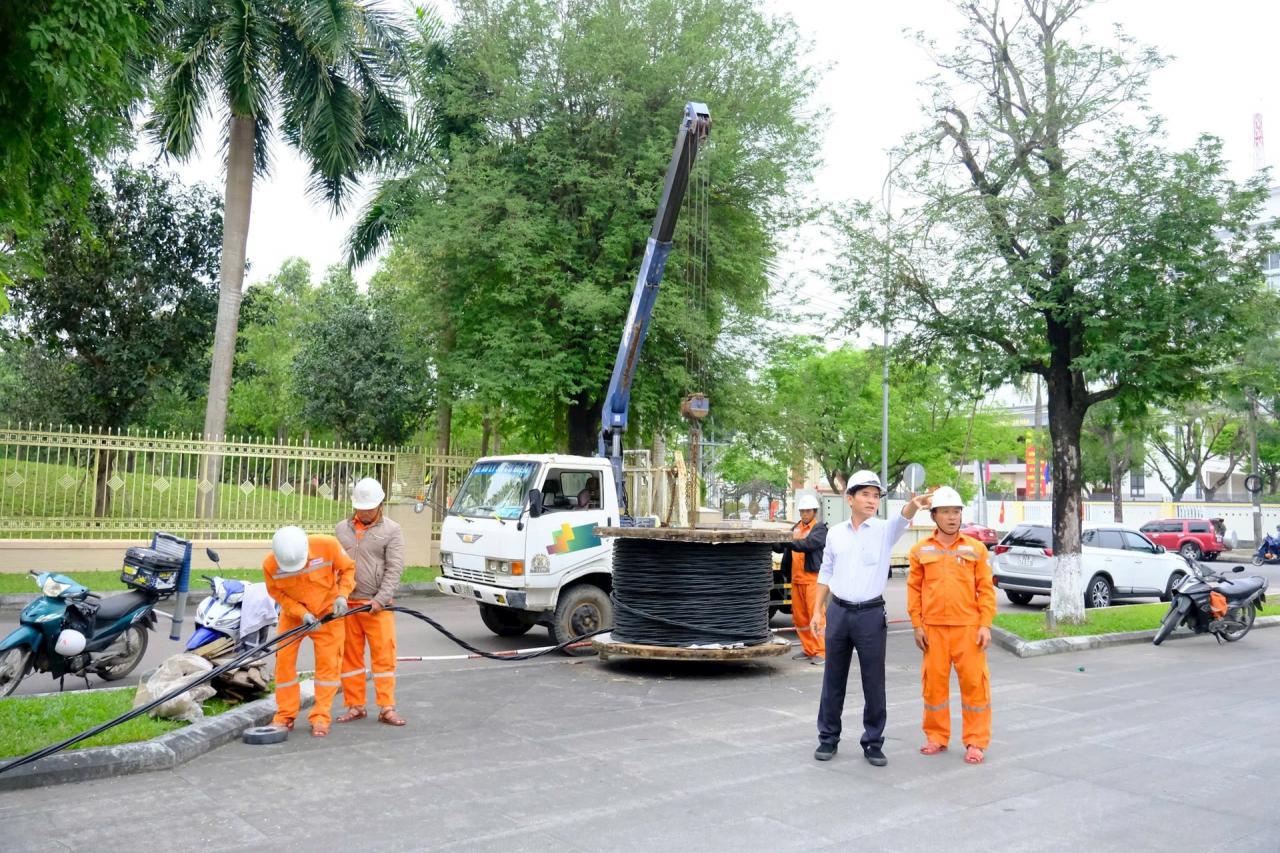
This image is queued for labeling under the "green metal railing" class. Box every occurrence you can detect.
[0,424,473,540]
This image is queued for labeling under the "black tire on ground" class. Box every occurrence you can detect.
[96,624,149,681]
[1005,591,1034,606]
[478,603,535,637]
[551,584,612,656]
[1152,605,1181,646]
[1220,604,1256,643]
[1179,542,1202,560]
[1161,572,1187,603]
[242,725,290,745]
[1084,574,1113,609]
[0,646,31,697]
[1202,553,1217,562]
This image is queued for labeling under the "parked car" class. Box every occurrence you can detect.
[1138,518,1233,561]
[992,522,1188,608]
[960,523,999,549]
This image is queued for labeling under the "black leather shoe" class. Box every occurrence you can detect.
[814,742,837,761]
[863,746,888,766]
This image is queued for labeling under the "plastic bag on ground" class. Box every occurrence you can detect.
[133,653,216,722]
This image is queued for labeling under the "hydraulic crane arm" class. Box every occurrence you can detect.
[598,102,711,516]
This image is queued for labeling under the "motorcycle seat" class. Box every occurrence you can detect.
[1217,576,1266,601]
[94,590,153,626]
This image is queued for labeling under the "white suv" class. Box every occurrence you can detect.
[992,522,1189,608]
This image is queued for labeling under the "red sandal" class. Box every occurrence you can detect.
[919,742,948,756]
[378,707,406,727]
[336,706,367,724]
[964,745,985,764]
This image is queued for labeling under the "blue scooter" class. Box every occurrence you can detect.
[1251,530,1280,566]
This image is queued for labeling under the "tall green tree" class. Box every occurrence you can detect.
[148,0,410,507]
[372,0,818,456]
[0,0,155,291]
[830,0,1273,623]
[1080,402,1146,522]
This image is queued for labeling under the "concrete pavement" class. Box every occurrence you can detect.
[2,603,1277,852]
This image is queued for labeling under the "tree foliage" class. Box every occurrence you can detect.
[1,165,221,427]
[829,0,1274,622]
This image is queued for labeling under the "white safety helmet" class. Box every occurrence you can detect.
[845,470,884,496]
[929,486,965,510]
[55,628,87,657]
[796,494,821,512]
[271,525,310,574]
[352,477,386,511]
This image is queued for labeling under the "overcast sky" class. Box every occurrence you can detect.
[139,0,1280,304]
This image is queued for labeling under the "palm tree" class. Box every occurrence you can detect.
[148,0,408,515]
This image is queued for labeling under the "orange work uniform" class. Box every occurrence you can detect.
[335,513,405,711]
[789,519,826,658]
[906,532,996,750]
[263,534,356,727]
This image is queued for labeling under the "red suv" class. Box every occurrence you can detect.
[1138,518,1228,561]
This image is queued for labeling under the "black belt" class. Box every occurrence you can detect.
[833,596,885,612]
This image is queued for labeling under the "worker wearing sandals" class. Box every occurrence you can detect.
[906,486,996,765]
[335,478,408,728]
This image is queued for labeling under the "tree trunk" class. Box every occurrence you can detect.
[480,410,491,457]
[1046,365,1086,626]
[1107,442,1123,522]
[567,394,595,456]
[197,115,255,520]
[93,448,115,518]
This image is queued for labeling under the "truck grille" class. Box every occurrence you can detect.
[448,566,496,585]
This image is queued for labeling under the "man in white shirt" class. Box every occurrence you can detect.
[811,470,931,766]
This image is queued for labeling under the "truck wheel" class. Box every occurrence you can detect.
[551,584,611,656]
[478,603,535,637]
[1179,542,1201,560]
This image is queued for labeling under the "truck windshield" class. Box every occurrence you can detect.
[451,460,539,519]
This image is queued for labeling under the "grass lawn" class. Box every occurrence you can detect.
[994,603,1176,642]
[0,688,233,759]
[0,566,440,595]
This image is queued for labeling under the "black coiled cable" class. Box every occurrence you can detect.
[610,538,773,647]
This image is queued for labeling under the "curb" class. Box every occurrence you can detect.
[0,682,315,792]
[991,614,1280,658]
[0,582,440,612]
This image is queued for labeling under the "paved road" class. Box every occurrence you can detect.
[3,605,1277,851]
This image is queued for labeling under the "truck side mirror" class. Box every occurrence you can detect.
[527,488,543,518]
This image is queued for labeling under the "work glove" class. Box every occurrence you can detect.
[332,596,349,618]
[302,612,319,631]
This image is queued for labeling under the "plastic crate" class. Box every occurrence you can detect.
[121,546,183,593]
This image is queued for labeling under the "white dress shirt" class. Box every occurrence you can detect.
[818,513,911,604]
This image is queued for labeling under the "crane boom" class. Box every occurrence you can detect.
[597,102,711,518]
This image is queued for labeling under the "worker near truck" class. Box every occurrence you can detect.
[906,485,995,765]
[335,478,408,728]
[263,526,356,738]
[773,494,828,664]
[811,472,931,766]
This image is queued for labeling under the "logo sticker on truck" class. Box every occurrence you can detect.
[547,522,602,555]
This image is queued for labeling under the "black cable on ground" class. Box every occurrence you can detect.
[610,538,773,647]
[0,604,606,776]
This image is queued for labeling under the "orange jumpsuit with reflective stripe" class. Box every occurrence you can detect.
[336,514,403,710]
[789,520,825,658]
[907,533,996,749]
[263,534,356,727]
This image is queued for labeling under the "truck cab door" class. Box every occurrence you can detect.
[527,467,613,577]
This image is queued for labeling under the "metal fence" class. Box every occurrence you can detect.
[0,424,473,540]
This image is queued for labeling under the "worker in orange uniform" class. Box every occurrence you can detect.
[773,493,828,663]
[906,486,996,765]
[335,477,407,727]
[263,525,356,738]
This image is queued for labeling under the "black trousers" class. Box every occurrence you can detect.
[816,600,887,750]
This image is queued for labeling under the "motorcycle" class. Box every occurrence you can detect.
[184,548,276,702]
[1153,554,1268,646]
[1250,528,1280,566]
[0,571,160,697]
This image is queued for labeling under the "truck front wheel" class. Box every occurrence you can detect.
[550,584,612,656]
[478,603,535,637]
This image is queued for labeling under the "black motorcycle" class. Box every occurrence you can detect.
[1153,554,1268,646]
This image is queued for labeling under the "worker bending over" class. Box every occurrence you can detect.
[906,486,996,765]
[264,526,356,738]
[336,478,407,727]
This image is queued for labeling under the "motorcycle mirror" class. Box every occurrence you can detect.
[1232,566,1244,573]
[206,548,221,564]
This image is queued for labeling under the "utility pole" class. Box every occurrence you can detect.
[879,161,893,518]
[1250,390,1262,545]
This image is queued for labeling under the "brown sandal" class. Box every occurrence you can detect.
[336,706,367,724]
[378,707,406,727]
[919,742,948,756]
[311,722,330,738]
